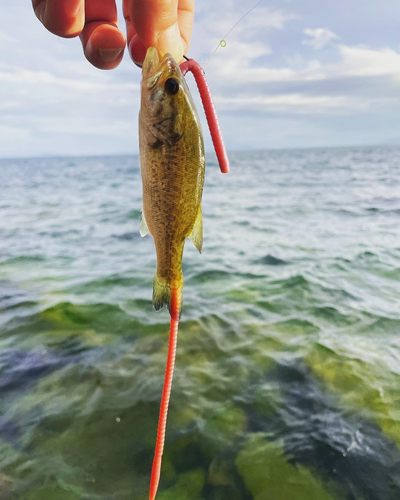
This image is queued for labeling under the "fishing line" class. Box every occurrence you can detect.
[204,0,265,66]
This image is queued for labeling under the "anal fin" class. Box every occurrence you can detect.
[188,205,203,254]
[140,209,150,237]
[153,274,172,313]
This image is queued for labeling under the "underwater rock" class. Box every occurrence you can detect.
[307,343,400,446]
[236,434,336,500]
[277,361,400,500]
[157,468,205,500]
[23,484,82,500]
[0,473,13,494]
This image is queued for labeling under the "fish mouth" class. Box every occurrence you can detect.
[142,47,178,83]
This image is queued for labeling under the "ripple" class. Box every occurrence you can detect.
[111,232,141,241]
[189,269,233,283]
[1,255,46,264]
[271,274,311,290]
[256,254,289,266]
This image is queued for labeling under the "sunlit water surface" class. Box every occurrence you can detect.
[1,147,400,499]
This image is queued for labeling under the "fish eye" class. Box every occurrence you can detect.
[165,78,180,95]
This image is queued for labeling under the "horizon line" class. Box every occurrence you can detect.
[0,142,398,161]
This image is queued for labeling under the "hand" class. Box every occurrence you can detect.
[32,0,194,70]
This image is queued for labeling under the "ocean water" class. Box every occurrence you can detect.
[1,146,400,499]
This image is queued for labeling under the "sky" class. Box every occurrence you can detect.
[1,0,400,157]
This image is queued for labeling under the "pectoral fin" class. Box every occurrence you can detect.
[140,210,150,237]
[188,205,203,253]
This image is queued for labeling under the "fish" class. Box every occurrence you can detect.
[139,47,205,319]
[139,46,206,500]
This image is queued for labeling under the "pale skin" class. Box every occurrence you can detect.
[31,0,194,69]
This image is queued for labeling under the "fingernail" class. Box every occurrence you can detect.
[99,47,124,62]
[157,24,184,62]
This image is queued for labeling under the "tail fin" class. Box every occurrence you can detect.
[149,287,182,500]
[153,274,182,318]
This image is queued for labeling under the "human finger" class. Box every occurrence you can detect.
[176,0,194,52]
[128,34,147,67]
[126,0,194,64]
[32,0,84,38]
[80,0,126,70]
[123,0,146,67]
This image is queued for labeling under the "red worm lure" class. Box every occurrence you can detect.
[145,56,229,500]
[149,290,181,500]
[180,58,230,174]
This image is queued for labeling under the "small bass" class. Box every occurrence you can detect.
[139,47,205,318]
[139,47,228,500]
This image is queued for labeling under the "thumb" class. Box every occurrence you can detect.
[156,23,184,62]
[129,0,185,63]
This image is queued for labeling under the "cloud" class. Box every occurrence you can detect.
[209,42,400,85]
[302,28,340,50]
[215,93,396,115]
[0,64,139,92]
[190,5,297,63]
[337,45,400,77]
[0,49,140,157]
[200,5,297,36]
[233,6,298,32]
[217,93,346,113]
[204,40,400,119]
[0,31,16,43]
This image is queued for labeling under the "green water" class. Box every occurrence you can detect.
[1,148,400,499]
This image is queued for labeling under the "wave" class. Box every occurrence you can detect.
[256,254,289,266]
